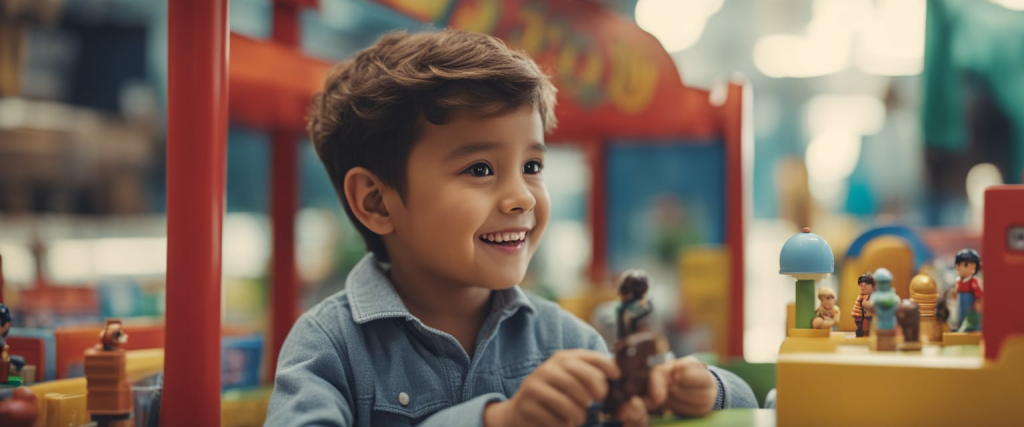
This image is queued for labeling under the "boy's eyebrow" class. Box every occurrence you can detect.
[444,141,546,160]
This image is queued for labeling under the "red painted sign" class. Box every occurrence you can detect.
[374,0,705,140]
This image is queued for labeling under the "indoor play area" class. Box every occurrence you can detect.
[1,0,1023,426]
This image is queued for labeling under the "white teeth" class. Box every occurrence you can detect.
[481,231,528,243]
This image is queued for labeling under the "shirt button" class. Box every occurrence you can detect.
[399,392,410,406]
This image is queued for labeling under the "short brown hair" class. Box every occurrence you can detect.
[309,30,558,262]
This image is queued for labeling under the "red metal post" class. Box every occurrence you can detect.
[268,0,302,381]
[586,140,608,285]
[164,1,228,426]
[269,130,299,379]
[723,82,747,359]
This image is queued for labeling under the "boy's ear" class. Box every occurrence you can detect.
[343,167,395,236]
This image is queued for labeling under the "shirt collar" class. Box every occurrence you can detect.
[346,253,536,325]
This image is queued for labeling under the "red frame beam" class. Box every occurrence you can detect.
[267,0,303,382]
[164,1,228,426]
[269,130,299,378]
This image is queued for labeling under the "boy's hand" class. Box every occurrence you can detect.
[656,356,718,417]
[484,350,619,427]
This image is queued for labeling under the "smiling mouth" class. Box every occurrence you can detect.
[479,231,528,246]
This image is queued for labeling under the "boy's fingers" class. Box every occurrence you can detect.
[671,359,713,387]
[531,382,587,426]
[545,367,594,408]
[569,350,621,380]
[644,363,669,409]
[563,358,610,401]
[615,396,649,427]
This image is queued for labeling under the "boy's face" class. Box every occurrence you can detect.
[382,105,550,290]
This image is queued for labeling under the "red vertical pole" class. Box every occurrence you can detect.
[722,82,746,359]
[586,140,608,284]
[269,130,299,379]
[165,1,228,426]
[268,1,301,381]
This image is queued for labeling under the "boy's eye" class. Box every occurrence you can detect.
[465,163,493,177]
[523,160,543,174]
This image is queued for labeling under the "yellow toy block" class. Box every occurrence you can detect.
[777,335,1024,426]
[44,393,88,427]
[679,248,731,359]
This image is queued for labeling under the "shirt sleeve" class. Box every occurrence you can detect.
[265,314,355,427]
[707,365,758,410]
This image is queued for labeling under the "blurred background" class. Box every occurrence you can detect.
[0,0,1022,396]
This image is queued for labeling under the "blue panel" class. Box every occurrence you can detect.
[226,127,271,213]
[606,141,726,272]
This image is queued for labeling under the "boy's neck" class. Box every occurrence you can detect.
[387,262,493,356]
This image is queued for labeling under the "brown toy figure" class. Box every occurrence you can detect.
[604,271,671,418]
[812,287,840,330]
[851,273,876,337]
[896,300,922,351]
[85,319,132,427]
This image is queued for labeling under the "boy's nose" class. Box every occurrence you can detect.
[499,179,537,214]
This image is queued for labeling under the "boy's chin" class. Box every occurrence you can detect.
[476,271,527,291]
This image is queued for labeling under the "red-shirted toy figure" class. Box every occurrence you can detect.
[952,249,983,332]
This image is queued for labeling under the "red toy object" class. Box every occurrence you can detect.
[85,319,132,426]
[0,387,38,427]
[982,185,1024,360]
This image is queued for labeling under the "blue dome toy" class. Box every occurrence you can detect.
[780,227,834,279]
[780,227,835,333]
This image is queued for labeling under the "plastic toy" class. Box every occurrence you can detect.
[896,300,922,351]
[779,227,834,337]
[952,248,983,332]
[908,274,940,342]
[0,304,26,385]
[84,319,133,427]
[981,185,1024,360]
[865,268,899,351]
[603,271,671,418]
[811,287,839,330]
[0,386,37,427]
[615,270,653,340]
[851,273,876,338]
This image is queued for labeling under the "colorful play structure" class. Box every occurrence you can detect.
[3,1,1024,426]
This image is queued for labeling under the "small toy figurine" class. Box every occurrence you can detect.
[865,268,900,351]
[85,319,132,427]
[616,270,653,339]
[0,303,26,384]
[603,271,672,418]
[952,249,983,332]
[812,287,840,330]
[896,299,922,351]
[99,321,128,351]
[909,274,939,342]
[0,386,38,427]
[851,273,876,338]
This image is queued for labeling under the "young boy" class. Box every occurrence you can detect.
[265,29,756,427]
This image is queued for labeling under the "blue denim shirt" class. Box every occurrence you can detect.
[265,254,757,426]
